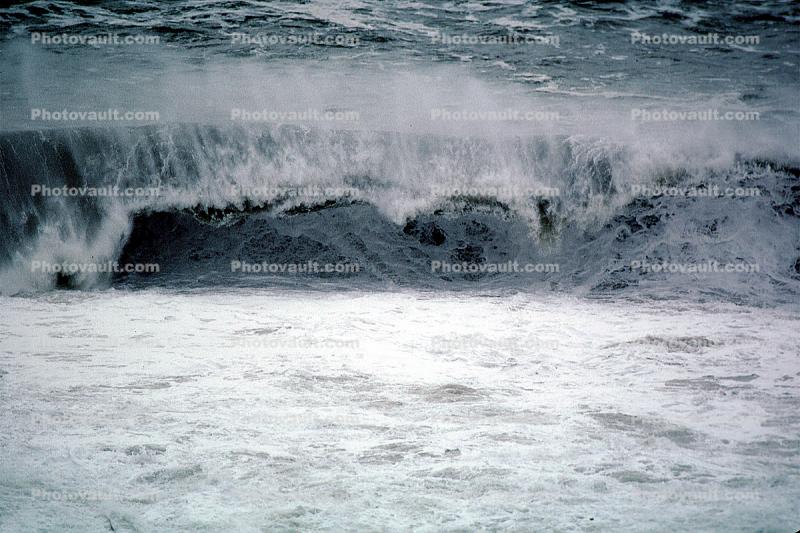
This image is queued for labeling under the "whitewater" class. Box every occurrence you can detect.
[2,290,799,531]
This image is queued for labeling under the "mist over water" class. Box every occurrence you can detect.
[0,47,797,297]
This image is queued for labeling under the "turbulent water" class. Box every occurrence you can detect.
[1,0,799,300]
[2,290,799,531]
[1,123,799,303]
[0,1,799,531]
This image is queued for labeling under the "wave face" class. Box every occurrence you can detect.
[1,124,798,303]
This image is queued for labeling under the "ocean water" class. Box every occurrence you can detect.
[2,290,799,531]
[0,1,799,531]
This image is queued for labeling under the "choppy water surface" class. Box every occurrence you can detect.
[1,290,799,531]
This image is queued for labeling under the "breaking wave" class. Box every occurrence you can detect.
[0,123,798,303]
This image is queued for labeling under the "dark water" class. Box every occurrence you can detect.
[0,1,798,301]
